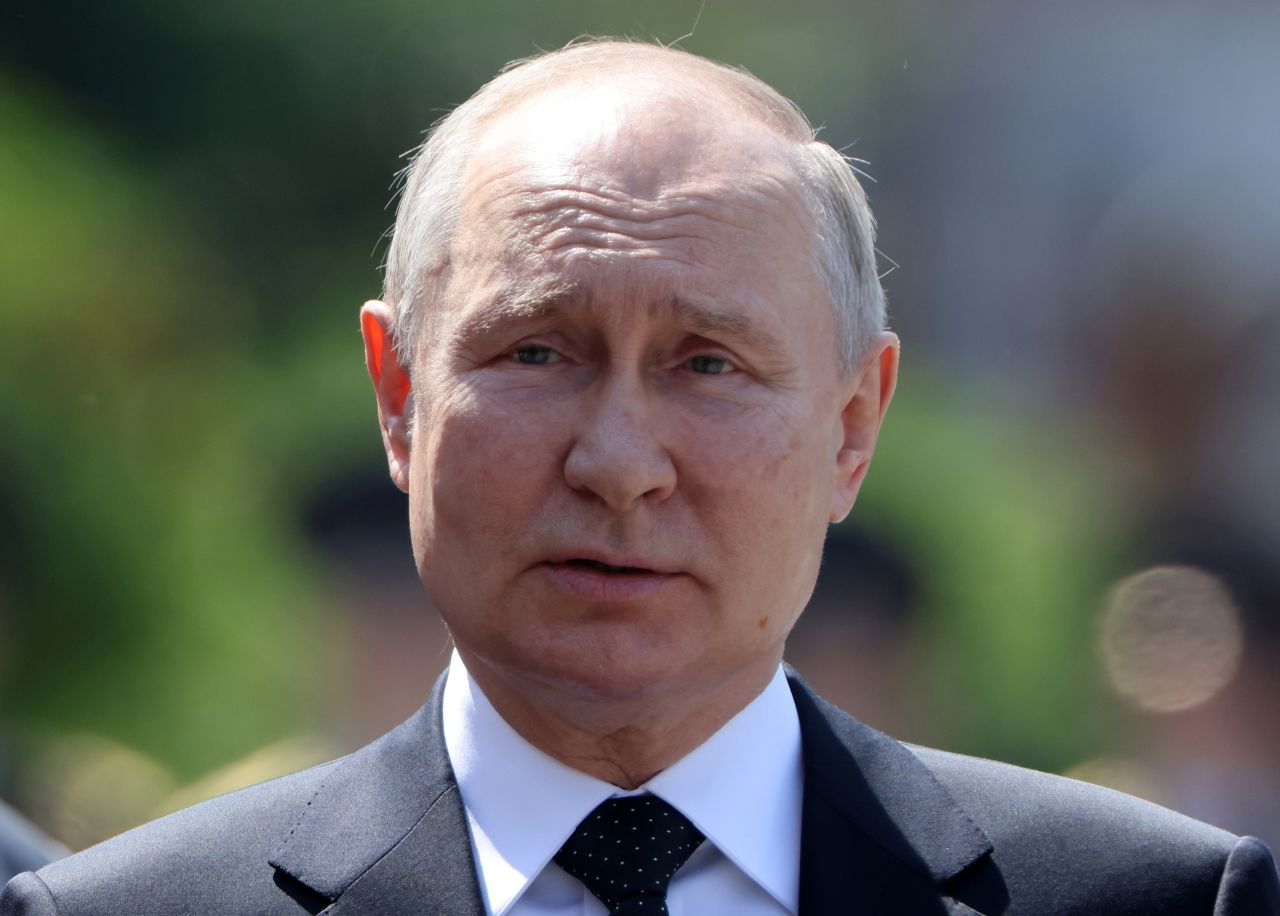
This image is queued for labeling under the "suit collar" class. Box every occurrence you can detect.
[268,678,484,915]
[788,671,994,915]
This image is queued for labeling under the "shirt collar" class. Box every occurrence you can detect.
[443,650,803,915]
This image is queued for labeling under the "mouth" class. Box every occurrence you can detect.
[540,554,680,600]
[561,558,653,575]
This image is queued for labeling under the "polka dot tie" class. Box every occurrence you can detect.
[553,794,706,915]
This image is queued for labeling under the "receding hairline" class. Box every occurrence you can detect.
[469,40,817,147]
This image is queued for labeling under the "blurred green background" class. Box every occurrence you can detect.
[3,0,1278,853]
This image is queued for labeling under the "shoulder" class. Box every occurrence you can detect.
[2,758,340,916]
[2,686,453,916]
[909,741,1237,853]
[907,745,1280,914]
[789,673,1280,913]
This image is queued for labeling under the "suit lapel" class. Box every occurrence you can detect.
[789,673,994,916]
[269,677,484,916]
[321,781,483,916]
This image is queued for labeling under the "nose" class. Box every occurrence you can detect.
[563,376,677,512]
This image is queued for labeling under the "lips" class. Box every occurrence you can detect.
[564,558,650,574]
[542,549,679,576]
[539,553,682,601]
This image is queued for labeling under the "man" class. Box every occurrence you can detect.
[4,39,1278,915]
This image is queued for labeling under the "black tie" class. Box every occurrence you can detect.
[554,794,706,915]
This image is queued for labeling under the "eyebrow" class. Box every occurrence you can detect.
[662,295,774,350]
[458,284,786,357]
[461,283,581,334]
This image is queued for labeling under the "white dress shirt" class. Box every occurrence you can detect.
[442,651,803,915]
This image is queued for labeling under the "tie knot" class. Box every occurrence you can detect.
[554,794,706,915]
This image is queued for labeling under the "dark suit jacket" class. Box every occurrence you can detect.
[3,673,1278,915]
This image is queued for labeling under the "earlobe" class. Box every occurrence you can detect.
[360,300,414,493]
[829,332,900,523]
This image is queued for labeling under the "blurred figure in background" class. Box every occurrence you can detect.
[1083,166,1280,849]
[785,528,925,739]
[302,469,454,745]
[0,801,63,886]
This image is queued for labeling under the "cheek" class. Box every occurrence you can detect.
[677,404,829,510]
[411,387,566,556]
[675,407,831,602]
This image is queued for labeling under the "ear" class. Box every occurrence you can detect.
[830,331,899,523]
[360,300,413,493]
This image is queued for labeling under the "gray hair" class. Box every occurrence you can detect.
[382,39,887,375]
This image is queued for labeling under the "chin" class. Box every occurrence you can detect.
[507,628,705,704]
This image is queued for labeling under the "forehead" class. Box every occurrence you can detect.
[448,82,824,317]
[469,75,792,189]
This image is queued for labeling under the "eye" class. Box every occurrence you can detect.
[511,344,563,365]
[685,354,736,375]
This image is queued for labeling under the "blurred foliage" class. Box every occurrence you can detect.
[0,74,338,778]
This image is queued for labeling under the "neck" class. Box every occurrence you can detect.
[458,648,781,788]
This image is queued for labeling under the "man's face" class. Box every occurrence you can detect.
[371,85,894,707]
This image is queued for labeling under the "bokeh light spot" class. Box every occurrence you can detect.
[1100,565,1244,714]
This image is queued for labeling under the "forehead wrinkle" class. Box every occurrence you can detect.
[465,153,810,241]
[497,181,807,273]
[514,187,756,236]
